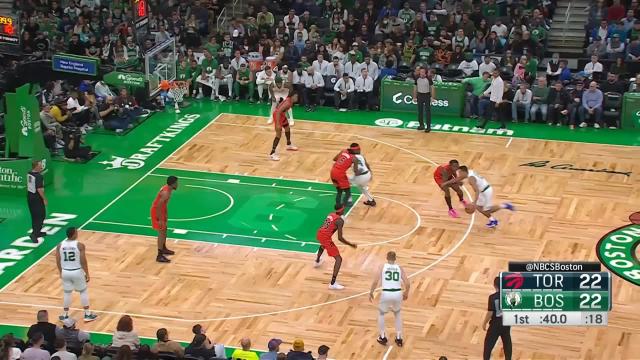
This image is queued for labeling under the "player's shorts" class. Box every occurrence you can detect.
[349,172,371,187]
[331,170,350,190]
[151,209,167,231]
[379,290,403,313]
[61,269,87,292]
[318,237,340,257]
[434,173,453,189]
[476,186,494,211]
[272,111,289,128]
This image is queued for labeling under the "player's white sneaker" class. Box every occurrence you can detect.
[267,118,273,124]
[270,153,280,161]
[286,144,299,151]
[314,259,324,268]
[329,283,345,290]
[289,119,295,126]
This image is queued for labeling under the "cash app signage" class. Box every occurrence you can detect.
[380,79,464,116]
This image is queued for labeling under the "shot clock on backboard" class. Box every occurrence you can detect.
[500,262,612,326]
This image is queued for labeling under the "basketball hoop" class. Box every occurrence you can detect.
[169,81,190,113]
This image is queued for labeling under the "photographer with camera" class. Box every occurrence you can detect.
[62,126,93,162]
[98,96,134,132]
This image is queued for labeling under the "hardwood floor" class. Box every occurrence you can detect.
[1,114,638,359]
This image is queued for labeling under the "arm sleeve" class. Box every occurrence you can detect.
[333,79,342,92]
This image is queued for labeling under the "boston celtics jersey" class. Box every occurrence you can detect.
[381,263,402,290]
[222,40,233,58]
[125,44,139,59]
[60,239,81,270]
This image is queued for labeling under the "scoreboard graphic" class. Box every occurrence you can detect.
[500,262,612,326]
[0,15,19,45]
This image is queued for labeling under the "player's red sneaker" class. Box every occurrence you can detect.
[448,209,459,218]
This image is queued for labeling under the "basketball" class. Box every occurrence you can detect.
[160,80,170,91]
[465,203,476,214]
[629,212,640,224]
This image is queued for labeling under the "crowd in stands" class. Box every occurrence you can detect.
[0,310,331,360]
[6,0,639,157]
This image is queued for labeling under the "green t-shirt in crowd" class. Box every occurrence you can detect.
[525,58,538,76]
[462,76,491,96]
[416,46,434,63]
[299,61,311,70]
[237,68,251,81]
[176,64,193,81]
[200,57,219,74]
[204,43,221,57]
[398,9,415,26]
[532,86,549,104]
[531,26,547,42]
[425,21,440,36]
[483,5,498,17]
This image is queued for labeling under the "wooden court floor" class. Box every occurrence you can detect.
[1,114,639,359]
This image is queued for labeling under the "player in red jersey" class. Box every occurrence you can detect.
[314,204,358,290]
[434,159,466,218]
[331,143,360,207]
[269,90,299,161]
[151,176,178,263]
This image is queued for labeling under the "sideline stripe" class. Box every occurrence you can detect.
[0,114,224,294]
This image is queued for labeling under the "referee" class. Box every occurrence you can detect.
[27,160,47,243]
[413,67,435,132]
[482,276,512,360]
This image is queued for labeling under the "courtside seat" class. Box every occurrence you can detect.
[324,75,338,106]
[603,92,622,128]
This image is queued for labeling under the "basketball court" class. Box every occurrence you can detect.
[0,111,639,359]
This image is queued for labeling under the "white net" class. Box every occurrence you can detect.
[169,82,189,104]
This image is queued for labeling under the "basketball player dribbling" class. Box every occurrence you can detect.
[348,151,376,206]
[267,78,295,126]
[434,159,467,218]
[151,176,178,263]
[269,92,299,161]
[314,204,358,290]
[369,251,409,347]
[331,143,360,207]
[456,166,515,228]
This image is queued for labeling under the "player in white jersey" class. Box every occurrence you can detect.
[267,78,295,126]
[212,63,234,101]
[369,251,410,347]
[55,227,97,322]
[456,166,515,228]
[348,153,376,206]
